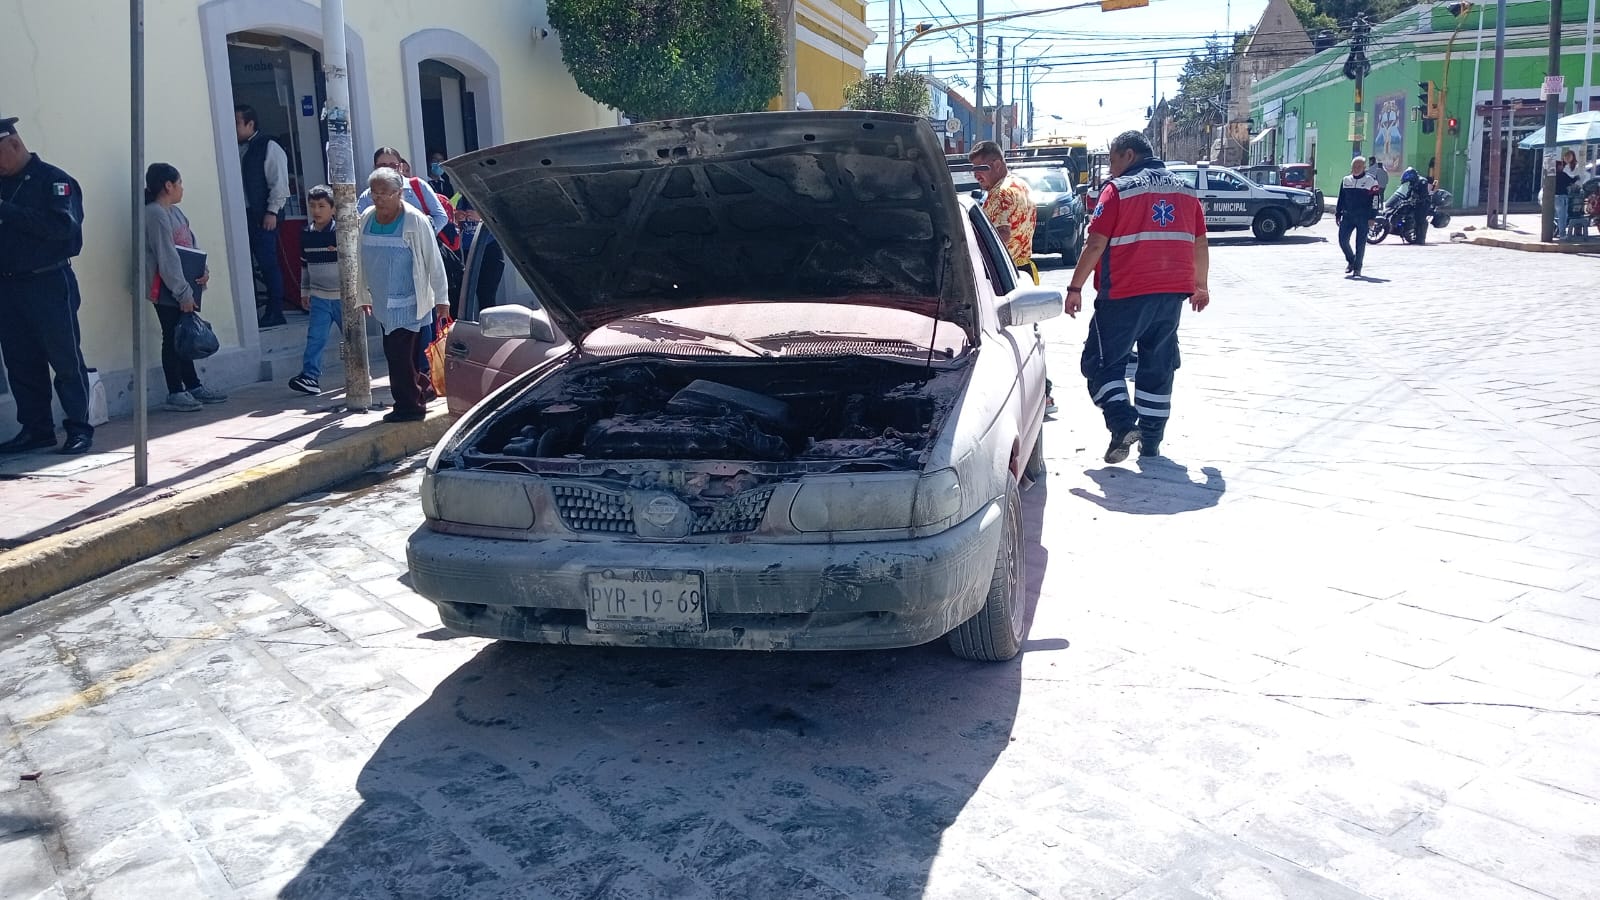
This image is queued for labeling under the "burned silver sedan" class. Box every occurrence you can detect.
[407,112,1060,661]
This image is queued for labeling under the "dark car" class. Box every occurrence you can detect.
[1012,164,1087,265]
[947,162,1085,265]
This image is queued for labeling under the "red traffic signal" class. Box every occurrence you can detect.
[1447,116,1460,134]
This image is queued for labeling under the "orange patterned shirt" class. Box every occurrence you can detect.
[982,173,1036,266]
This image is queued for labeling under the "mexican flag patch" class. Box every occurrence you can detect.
[52,182,70,196]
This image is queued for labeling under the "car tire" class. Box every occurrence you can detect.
[1023,430,1046,484]
[947,478,1025,662]
[1252,209,1288,242]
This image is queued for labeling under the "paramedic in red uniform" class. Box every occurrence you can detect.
[1063,130,1210,463]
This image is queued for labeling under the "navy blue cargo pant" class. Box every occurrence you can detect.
[1080,292,1184,445]
[0,266,94,438]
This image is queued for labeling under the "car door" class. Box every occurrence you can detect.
[966,206,1045,443]
[1201,168,1253,227]
[444,232,567,415]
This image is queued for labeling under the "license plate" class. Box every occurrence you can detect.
[585,569,707,633]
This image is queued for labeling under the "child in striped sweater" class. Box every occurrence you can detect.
[289,185,341,395]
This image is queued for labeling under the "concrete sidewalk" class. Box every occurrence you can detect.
[1453,213,1600,254]
[0,373,451,614]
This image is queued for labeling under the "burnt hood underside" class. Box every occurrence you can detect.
[444,112,979,344]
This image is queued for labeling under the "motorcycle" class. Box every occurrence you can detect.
[1367,184,1449,244]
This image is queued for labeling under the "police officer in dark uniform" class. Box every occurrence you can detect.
[0,115,94,455]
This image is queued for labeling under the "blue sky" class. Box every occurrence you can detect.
[863,0,1272,148]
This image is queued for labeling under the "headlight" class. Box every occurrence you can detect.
[425,470,536,529]
[1052,205,1074,218]
[789,469,961,532]
[1292,195,1310,204]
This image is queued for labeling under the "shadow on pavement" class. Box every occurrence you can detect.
[279,490,1050,898]
[1069,457,1225,515]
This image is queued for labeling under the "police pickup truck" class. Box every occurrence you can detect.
[1168,163,1316,242]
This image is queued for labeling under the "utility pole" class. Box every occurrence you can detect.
[1433,3,1475,188]
[972,0,985,145]
[130,0,148,486]
[885,0,897,77]
[1487,0,1507,227]
[1541,0,1564,242]
[1344,15,1372,158]
[995,37,1005,144]
[322,0,371,410]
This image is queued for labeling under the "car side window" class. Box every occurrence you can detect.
[1208,171,1247,192]
[1172,170,1199,190]
[967,205,1017,296]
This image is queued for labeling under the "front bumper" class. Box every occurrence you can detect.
[1033,216,1082,254]
[406,499,1005,651]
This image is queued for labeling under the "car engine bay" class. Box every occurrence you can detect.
[463,358,969,471]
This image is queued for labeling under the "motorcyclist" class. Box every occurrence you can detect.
[1385,167,1431,244]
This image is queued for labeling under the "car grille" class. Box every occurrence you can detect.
[552,483,776,535]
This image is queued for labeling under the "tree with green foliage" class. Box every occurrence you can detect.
[547,0,785,121]
[1172,37,1235,128]
[843,72,932,117]
[1289,0,1420,37]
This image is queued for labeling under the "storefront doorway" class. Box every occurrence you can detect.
[227,33,330,322]
[418,60,481,161]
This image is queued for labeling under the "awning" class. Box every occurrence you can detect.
[1250,127,1276,145]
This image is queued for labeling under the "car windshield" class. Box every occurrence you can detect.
[1017,169,1072,193]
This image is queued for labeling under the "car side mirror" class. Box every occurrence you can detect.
[480,304,557,343]
[1001,287,1064,328]
[1075,184,1090,196]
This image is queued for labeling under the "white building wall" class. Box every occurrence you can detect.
[0,0,609,419]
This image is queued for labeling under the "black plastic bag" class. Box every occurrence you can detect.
[175,312,220,360]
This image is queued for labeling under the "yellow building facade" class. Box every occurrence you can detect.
[779,0,876,112]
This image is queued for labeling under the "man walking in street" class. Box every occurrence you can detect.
[235,104,290,327]
[1336,156,1381,277]
[970,140,1057,415]
[0,116,95,455]
[1063,130,1209,463]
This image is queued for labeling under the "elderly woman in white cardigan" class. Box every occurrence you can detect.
[356,167,449,422]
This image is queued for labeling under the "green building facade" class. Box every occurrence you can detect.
[1248,0,1597,208]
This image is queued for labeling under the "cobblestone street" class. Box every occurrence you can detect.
[3,220,1599,899]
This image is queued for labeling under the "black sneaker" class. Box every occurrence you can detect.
[382,410,427,423]
[1104,427,1140,464]
[1139,440,1162,458]
[288,373,320,395]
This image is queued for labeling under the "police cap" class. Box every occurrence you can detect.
[0,117,17,137]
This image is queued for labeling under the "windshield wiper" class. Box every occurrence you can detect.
[631,317,777,358]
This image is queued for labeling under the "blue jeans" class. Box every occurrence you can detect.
[1555,194,1571,236]
[302,296,343,380]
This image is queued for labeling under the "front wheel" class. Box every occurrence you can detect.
[947,479,1026,662]
[1366,218,1390,244]
[1252,209,1288,242]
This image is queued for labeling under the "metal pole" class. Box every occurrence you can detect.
[784,0,798,109]
[1435,12,1471,186]
[1585,0,1596,114]
[1487,0,1507,227]
[885,0,897,77]
[995,38,1004,144]
[1540,0,1563,242]
[130,0,147,486]
[975,0,986,142]
[322,0,371,410]
[1469,1,1486,205]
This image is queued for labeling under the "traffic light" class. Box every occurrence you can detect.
[1447,116,1460,134]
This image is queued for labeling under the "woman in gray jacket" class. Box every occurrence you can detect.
[144,163,226,411]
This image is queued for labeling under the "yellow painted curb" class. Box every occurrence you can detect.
[0,409,452,616]
[1464,235,1596,254]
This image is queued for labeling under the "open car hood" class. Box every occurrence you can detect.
[444,112,980,345]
